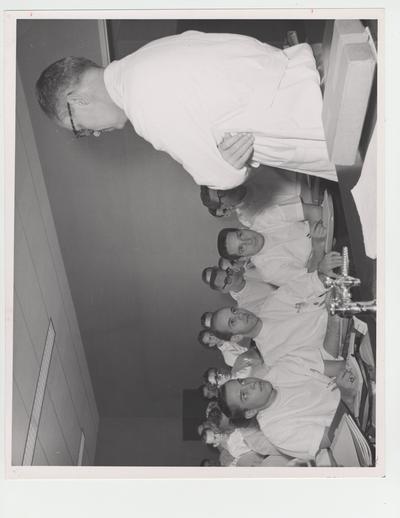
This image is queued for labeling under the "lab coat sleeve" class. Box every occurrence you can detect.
[150,105,250,190]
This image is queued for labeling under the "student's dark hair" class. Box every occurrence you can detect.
[200,186,220,210]
[218,383,244,420]
[217,228,240,260]
[200,311,213,328]
[198,329,215,349]
[36,57,101,121]
[201,266,218,286]
[209,268,225,291]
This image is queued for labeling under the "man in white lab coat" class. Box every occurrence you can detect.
[36,31,336,189]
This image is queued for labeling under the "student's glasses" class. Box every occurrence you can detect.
[67,102,98,138]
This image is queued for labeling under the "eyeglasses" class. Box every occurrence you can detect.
[67,102,98,138]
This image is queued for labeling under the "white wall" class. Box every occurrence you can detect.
[12,69,99,465]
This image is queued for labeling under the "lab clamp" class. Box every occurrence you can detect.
[324,247,376,316]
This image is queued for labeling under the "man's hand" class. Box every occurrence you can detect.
[218,132,254,169]
[318,251,343,278]
[310,220,327,242]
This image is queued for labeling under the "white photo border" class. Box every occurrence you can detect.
[4,7,385,481]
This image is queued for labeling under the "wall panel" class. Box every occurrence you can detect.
[11,68,99,465]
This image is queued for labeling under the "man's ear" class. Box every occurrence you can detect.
[244,408,258,419]
[230,334,243,343]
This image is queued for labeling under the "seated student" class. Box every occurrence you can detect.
[198,329,250,367]
[212,410,291,466]
[198,419,226,438]
[201,427,223,448]
[202,265,276,315]
[201,423,266,466]
[205,401,234,434]
[201,184,324,233]
[200,165,301,216]
[203,397,299,465]
[204,345,269,384]
[219,374,341,461]
[206,269,347,370]
[204,367,233,388]
[217,223,341,287]
[201,410,293,467]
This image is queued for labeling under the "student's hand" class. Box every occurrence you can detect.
[218,132,254,169]
[335,368,359,402]
[310,220,327,242]
[318,251,342,278]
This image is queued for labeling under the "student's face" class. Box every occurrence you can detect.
[212,307,261,337]
[212,268,243,293]
[207,369,219,386]
[225,229,264,257]
[221,186,247,207]
[208,368,231,387]
[204,429,221,446]
[208,186,246,214]
[224,378,274,415]
[202,332,220,348]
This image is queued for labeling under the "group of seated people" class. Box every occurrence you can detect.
[195,173,362,467]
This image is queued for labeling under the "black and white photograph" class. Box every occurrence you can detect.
[5,12,381,475]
